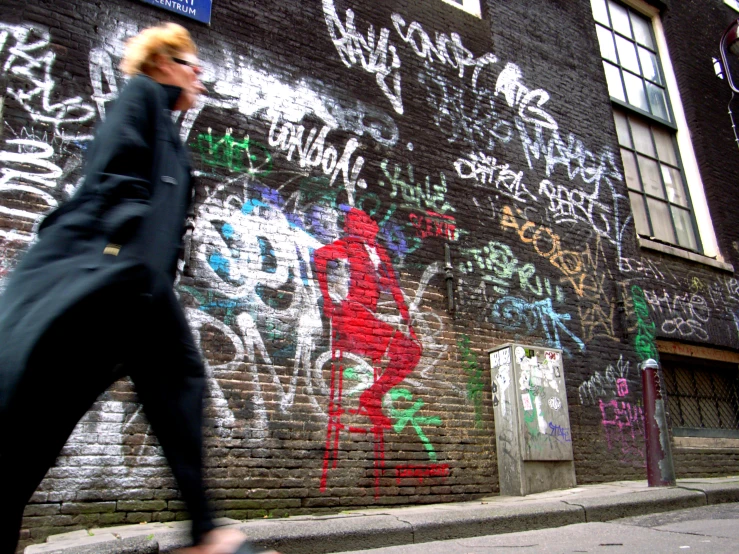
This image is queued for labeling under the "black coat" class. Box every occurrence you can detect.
[0,75,195,406]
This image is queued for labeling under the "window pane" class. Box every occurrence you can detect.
[639,47,662,84]
[591,0,610,26]
[624,71,649,111]
[596,25,618,63]
[653,127,678,165]
[630,117,656,156]
[700,396,721,426]
[629,192,650,235]
[613,111,632,147]
[719,400,739,428]
[646,82,670,121]
[604,62,626,101]
[680,396,701,426]
[671,206,698,250]
[661,165,688,206]
[630,12,654,49]
[609,1,632,37]
[616,35,640,73]
[638,155,664,198]
[621,149,641,190]
[647,198,676,243]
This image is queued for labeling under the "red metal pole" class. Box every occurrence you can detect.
[641,359,676,487]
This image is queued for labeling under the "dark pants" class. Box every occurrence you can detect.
[0,281,215,553]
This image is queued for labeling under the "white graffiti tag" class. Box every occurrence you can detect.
[0,138,62,242]
[323,0,403,113]
[1,23,96,139]
[495,63,557,130]
[454,151,537,202]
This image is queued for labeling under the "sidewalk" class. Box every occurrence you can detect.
[25,476,739,554]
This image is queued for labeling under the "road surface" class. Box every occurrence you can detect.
[335,502,739,554]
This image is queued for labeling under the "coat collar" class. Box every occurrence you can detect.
[160,84,184,111]
[133,74,183,111]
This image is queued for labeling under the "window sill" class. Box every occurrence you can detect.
[674,436,739,450]
[638,237,734,272]
[674,427,739,439]
[674,428,739,450]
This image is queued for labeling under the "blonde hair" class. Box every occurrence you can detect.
[120,22,197,76]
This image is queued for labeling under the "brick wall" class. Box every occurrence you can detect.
[2,0,739,551]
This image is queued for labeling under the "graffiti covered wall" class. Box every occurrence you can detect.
[3,0,739,550]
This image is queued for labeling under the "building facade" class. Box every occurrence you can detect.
[2,0,739,550]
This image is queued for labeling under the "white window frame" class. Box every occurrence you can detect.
[441,0,481,18]
[611,0,722,259]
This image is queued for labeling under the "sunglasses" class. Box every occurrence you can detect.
[171,56,201,71]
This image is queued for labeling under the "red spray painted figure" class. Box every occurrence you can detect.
[315,209,422,490]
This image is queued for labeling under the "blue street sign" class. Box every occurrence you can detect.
[138,0,212,25]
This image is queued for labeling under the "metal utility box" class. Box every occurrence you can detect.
[489,343,576,496]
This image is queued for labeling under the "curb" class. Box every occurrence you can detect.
[394,502,584,544]
[24,479,739,554]
[563,487,707,522]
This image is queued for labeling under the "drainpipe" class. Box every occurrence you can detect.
[640,358,676,486]
[444,243,455,317]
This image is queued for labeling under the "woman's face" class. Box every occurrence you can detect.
[159,51,206,111]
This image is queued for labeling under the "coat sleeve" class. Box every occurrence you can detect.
[93,78,160,245]
[37,80,160,240]
[39,77,161,241]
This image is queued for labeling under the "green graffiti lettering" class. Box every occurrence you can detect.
[458,334,485,428]
[460,240,564,300]
[193,128,273,176]
[522,391,540,436]
[178,285,242,326]
[379,159,454,214]
[389,388,442,461]
[631,285,659,362]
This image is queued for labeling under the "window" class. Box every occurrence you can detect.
[662,356,739,439]
[593,0,670,122]
[591,0,719,257]
[440,0,481,18]
[614,109,698,250]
